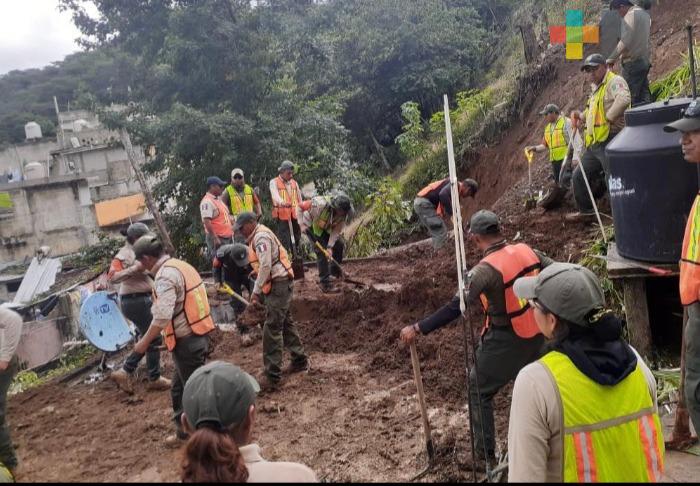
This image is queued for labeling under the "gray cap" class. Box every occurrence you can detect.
[610,0,633,8]
[539,104,560,115]
[231,168,244,179]
[664,99,700,133]
[126,222,149,241]
[132,233,162,260]
[278,160,295,172]
[513,263,605,327]
[469,210,500,235]
[463,178,479,194]
[581,53,606,71]
[183,361,260,430]
[233,211,258,232]
[216,243,249,267]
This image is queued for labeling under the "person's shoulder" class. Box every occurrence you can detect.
[247,461,318,483]
[610,74,630,92]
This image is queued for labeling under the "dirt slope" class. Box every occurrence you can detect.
[9,3,700,482]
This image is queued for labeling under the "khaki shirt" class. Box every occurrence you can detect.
[200,193,224,220]
[150,255,191,338]
[249,225,291,296]
[607,6,651,64]
[110,244,153,295]
[240,444,317,483]
[0,308,23,363]
[299,196,345,247]
[507,347,657,483]
[584,73,631,136]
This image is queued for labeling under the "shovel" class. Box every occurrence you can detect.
[314,241,369,288]
[409,341,435,480]
[288,218,305,280]
[216,282,251,306]
[524,148,537,210]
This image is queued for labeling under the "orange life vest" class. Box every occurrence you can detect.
[478,243,542,338]
[247,225,294,294]
[201,193,233,238]
[418,179,449,217]
[271,176,301,221]
[680,193,700,305]
[156,258,215,351]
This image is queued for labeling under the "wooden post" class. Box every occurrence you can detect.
[119,127,176,255]
[667,307,695,450]
[622,279,652,357]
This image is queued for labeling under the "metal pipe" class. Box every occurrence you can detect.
[688,24,697,99]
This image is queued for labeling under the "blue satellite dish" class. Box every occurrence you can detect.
[79,292,133,352]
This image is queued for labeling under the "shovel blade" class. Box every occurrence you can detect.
[292,258,305,280]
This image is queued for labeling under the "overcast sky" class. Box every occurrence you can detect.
[0,0,86,75]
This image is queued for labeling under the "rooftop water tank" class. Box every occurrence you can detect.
[24,162,47,180]
[24,122,42,140]
[606,97,698,263]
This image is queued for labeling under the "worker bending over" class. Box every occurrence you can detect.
[269,161,303,254]
[221,168,262,234]
[213,243,256,342]
[400,210,552,468]
[567,54,630,221]
[414,178,478,250]
[200,176,234,259]
[109,222,171,392]
[235,212,309,390]
[510,263,663,482]
[607,0,652,106]
[299,193,353,293]
[131,234,215,447]
[664,100,700,435]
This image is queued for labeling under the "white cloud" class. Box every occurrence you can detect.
[0,0,84,74]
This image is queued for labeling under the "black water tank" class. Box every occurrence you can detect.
[606,97,698,263]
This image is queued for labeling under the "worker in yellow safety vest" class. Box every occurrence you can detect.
[235,212,308,391]
[664,99,700,436]
[525,103,581,188]
[509,263,664,482]
[566,53,630,221]
[269,160,304,254]
[221,168,263,236]
[128,234,215,448]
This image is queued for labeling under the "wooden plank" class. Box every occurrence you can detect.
[623,279,652,357]
[607,242,679,280]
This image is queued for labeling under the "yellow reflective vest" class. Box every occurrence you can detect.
[226,184,255,216]
[540,350,664,483]
[584,71,616,147]
[544,116,568,162]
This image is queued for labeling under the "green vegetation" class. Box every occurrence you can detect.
[650,47,700,100]
[653,368,682,405]
[63,232,123,273]
[578,226,624,316]
[10,343,96,395]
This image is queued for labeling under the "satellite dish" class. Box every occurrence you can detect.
[79,292,134,352]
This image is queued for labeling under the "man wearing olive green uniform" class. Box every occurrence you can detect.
[235,212,308,390]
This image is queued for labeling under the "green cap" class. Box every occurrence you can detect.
[469,210,500,235]
[183,361,260,430]
[233,211,257,232]
[513,263,605,327]
[464,178,479,194]
[126,222,149,241]
[216,243,249,267]
[278,160,295,172]
[539,104,560,115]
[132,233,162,260]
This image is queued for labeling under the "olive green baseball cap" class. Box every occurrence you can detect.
[539,104,560,115]
[233,211,258,232]
[468,210,500,235]
[513,263,605,327]
[132,233,162,260]
[183,361,260,430]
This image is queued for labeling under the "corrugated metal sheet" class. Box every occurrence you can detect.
[94,193,146,227]
[13,257,62,304]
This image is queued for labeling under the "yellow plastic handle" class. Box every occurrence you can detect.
[218,283,234,295]
[524,148,534,163]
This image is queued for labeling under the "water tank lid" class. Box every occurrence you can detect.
[624,97,692,127]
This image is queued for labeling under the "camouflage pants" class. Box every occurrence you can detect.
[262,280,307,381]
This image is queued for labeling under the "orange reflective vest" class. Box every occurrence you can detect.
[680,193,700,305]
[271,176,301,221]
[479,243,542,338]
[248,225,294,294]
[156,258,215,351]
[201,193,233,238]
[418,179,449,217]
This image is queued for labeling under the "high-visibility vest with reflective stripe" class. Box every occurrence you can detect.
[585,71,617,147]
[545,116,568,162]
[680,193,700,305]
[247,225,294,294]
[156,258,215,352]
[418,179,449,216]
[478,243,542,338]
[226,184,255,216]
[271,176,300,221]
[201,193,233,238]
[540,351,664,483]
[311,197,333,237]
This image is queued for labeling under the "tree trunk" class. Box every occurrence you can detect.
[369,129,392,172]
[519,21,540,65]
[119,127,176,255]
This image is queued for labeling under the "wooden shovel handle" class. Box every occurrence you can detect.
[410,341,435,460]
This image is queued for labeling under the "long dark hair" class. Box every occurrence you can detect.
[181,425,248,483]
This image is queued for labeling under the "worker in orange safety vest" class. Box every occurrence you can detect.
[269,160,303,255]
[200,176,234,261]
